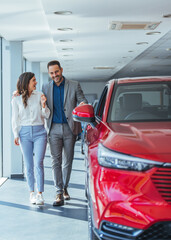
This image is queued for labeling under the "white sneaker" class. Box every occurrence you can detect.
[36,193,44,205]
[30,192,36,204]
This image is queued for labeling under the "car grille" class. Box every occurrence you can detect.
[137,222,171,240]
[100,221,171,240]
[100,221,142,240]
[151,167,171,204]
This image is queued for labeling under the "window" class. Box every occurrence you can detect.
[96,86,108,120]
[0,38,2,177]
[108,82,171,122]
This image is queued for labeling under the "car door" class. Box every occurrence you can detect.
[84,85,109,197]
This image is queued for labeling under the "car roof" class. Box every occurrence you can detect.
[108,76,171,85]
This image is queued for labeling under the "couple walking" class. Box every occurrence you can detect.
[11,60,87,206]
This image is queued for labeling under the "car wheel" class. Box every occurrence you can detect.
[88,200,99,240]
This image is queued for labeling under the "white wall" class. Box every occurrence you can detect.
[26,61,40,90]
[80,81,106,100]
[40,72,49,88]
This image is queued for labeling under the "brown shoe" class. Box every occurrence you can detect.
[63,188,70,200]
[53,194,64,206]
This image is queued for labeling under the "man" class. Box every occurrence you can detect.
[42,60,88,206]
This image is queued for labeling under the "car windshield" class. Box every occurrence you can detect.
[108,81,171,122]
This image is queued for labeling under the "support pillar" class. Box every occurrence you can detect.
[2,40,23,178]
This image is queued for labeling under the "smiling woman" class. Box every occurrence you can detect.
[11,72,50,205]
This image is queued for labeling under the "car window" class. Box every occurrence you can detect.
[108,82,171,122]
[96,86,107,120]
[92,99,99,115]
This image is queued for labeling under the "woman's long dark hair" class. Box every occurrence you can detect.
[17,72,35,108]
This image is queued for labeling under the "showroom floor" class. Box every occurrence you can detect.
[0,142,88,240]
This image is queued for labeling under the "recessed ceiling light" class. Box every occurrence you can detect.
[58,28,73,31]
[146,31,161,35]
[62,48,73,50]
[163,14,171,18]
[136,42,148,45]
[93,67,115,70]
[54,11,72,15]
[60,39,73,42]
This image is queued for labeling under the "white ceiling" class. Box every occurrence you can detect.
[0,0,171,81]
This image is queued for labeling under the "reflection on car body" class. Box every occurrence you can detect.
[73,76,171,240]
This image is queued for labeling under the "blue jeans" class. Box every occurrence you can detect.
[19,125,47,192]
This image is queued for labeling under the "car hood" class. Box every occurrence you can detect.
[103,122,171,162]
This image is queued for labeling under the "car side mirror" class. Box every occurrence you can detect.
[72,104,95,123]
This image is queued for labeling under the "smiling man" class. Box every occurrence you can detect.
[42,60,87,206]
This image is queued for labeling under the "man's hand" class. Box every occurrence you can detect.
[14,138,19,146]
[79,102,86,106]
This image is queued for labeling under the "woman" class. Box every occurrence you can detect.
[11,72,50,205]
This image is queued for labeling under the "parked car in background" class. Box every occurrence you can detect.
[73,76,171,240]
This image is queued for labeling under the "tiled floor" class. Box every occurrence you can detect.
[0,142,88,240]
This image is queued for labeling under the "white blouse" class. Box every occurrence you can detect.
[11,90,50,138]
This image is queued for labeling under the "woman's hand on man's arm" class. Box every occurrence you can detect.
[14,137,19,146]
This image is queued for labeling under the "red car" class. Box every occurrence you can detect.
[73,76,171,240]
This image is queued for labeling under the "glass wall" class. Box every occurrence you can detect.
[0,37,2,177]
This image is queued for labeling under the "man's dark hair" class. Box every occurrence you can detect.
[47,60,61,69]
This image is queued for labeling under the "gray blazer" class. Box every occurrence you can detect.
[42,78,88,136]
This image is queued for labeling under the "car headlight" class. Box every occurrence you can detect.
[98,143,163,171]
